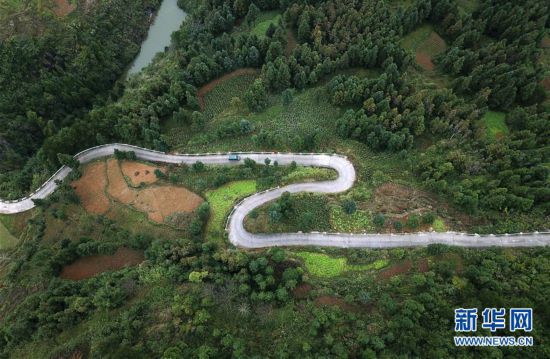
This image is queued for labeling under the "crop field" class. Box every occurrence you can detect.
[330,206,374,233]
[204,180,257,240]
[295,251,389,277]
[482,111,509,141]
[251,11,282,38]
[203,72,258,119]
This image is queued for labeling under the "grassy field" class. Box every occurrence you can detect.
[433,217,447,232]
[0,220,18,250]
[456,0,479,14]
[204,180,257,240]
[280,167,337,186]
[295,251,389,277]
[482,111,509,141]
[251,11,282,38]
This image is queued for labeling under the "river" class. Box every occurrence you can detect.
[127,0,187,76]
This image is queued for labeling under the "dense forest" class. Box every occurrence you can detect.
[0,0,549,357]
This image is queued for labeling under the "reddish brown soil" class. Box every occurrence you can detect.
[120,161,164,186]
[132,186,203,223]
[542,76,550,92]
[378,260,413,280]
[72,161,110,214]
[541,36,550,48]
[106,159,134,204]
[106,159,202,223]
[416,51,435,71]
[293,283,312,299]
[315,295,359,312]
[197,68,258,110]
[60,247,144,280]
[417,258,429,272]
[54,0,76,17]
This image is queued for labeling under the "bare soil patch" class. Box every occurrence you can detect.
[106,159,202,223]
[372,183,434,215]
[542,76,550,92]
[197,68,258,110]
[60,247,144,280]
[106,159,135,204]
[541,36,550,48]
[315,295,359,312]
[121,161,165,186]
[415,32,446,71]
[133,186,203,223]
[72,161,110,214]
[416,51,434,70]
[378,260,413,280]
[54,0,76,17]
[417,258,429,272]
[293,283,312,299]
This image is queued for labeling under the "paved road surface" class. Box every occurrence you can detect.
[1,144,549,248]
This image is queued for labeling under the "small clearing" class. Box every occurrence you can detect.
[54,0,76,17]
[72,161,110,214]
[402,25,447,71]
[482,111,509,141]
[315,295,360,312]
[60,247,144,280]
[378,260,413,280]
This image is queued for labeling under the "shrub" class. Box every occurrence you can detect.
[407,215,420,229]
[393,221,403,231]
[192,161,205,172]
[422,212,435,224]
[154,169,166,179]
[298,212,315,231]
[342,199,357,214]
[373,213,385,227]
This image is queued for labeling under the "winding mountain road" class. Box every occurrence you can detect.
[1,144,548,248]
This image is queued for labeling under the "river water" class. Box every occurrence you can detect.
[127,0,187,75]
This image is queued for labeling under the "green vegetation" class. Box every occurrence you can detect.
[433,217,447,232]
[250,11,281,38]
[245,192,331,233]
[330,206,373,233]
[1,0,549,357]
[205,180,257,238]
[280,166,337,185]
[296,251,389,277]
[482,111,509,141]
[0,220,18,250]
